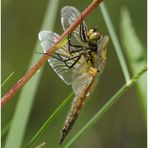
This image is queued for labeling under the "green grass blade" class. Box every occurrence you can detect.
[1,121,11,137]
[120,7,147,120]
[4,0,60,148]
[64,66,147,148]
[28,92,73,147]
[1,72,15,87]
[100,3,131,83]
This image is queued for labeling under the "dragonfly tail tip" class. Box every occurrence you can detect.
[59,138,64,145]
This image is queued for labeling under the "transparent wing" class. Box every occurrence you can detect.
[38,31,85,85]
[72,72,94,96]
[61,6,88,43]
[94,35,109,70]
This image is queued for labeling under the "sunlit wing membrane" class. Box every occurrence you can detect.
[38,31,73,85]
[61,6,88,43]
[94,35,109,70]
[38,31,85,85]
[72,72,94,96]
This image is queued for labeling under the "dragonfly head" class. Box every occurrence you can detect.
[86,28,102,44]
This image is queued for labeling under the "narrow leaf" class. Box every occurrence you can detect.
[120,7,147,120]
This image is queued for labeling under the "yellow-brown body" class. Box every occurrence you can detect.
[60,67,97,144]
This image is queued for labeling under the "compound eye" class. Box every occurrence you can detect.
[89,32,101,41]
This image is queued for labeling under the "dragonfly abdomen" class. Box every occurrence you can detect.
[60,95,86,144]
[60,69,97,144]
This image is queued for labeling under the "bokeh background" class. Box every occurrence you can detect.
[2,0,146,148]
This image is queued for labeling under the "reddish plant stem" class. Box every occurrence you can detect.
[1,0,103,106]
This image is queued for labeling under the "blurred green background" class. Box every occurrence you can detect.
[2,0,146,148]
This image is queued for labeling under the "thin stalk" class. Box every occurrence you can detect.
[64,66,147,148]
[1,121,11,137]
[1,0,103,106]
[28,93,74,148]
[1,72,15,87]
[100,3,131,83]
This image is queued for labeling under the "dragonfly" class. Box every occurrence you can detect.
[38,6,109,144]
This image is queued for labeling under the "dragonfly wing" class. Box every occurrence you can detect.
[38,30,59,52]
[94,35,109,71]
[39,30,75,85]
[61,6,88,43]
[72,70,94,96]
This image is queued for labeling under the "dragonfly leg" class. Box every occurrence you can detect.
[51,53,63,61]
[62,54,82,69]
[68,34,84,53]
[53,53,82,69]
[79,15,87,42]
[67,15,89,54]
[64,54,82,69]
